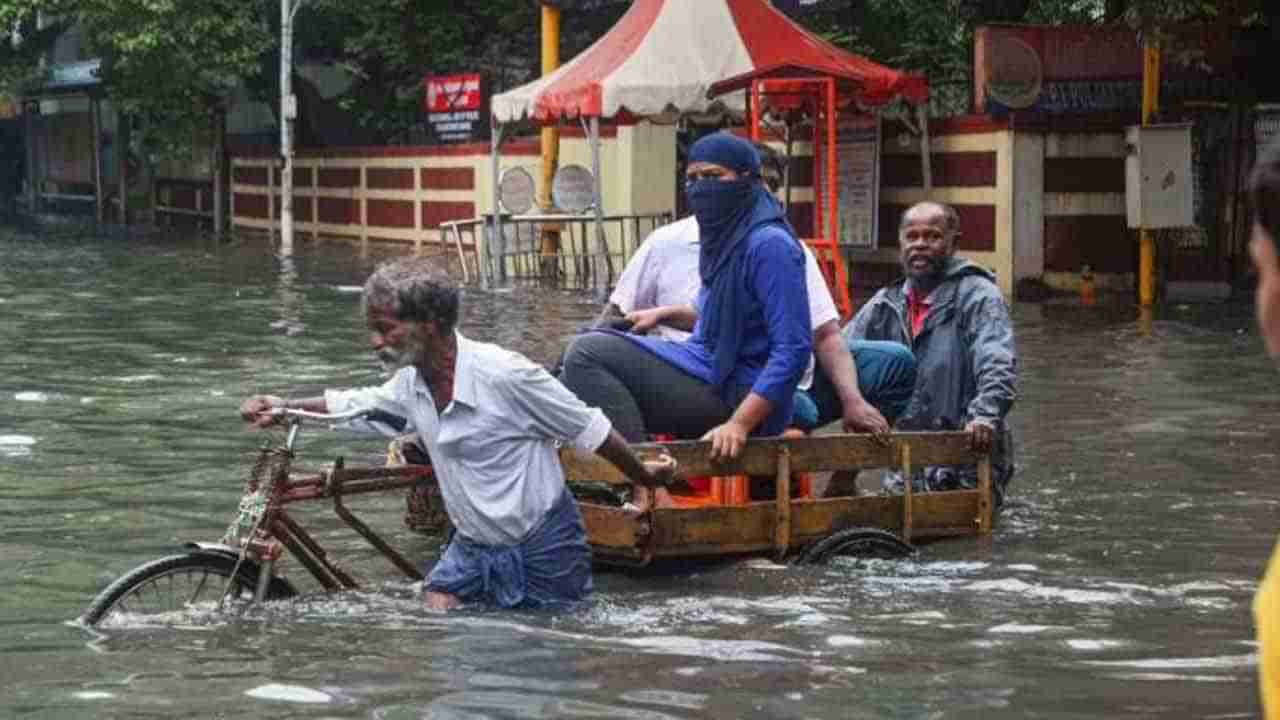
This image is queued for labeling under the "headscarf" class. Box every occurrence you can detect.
[685,132,789,399]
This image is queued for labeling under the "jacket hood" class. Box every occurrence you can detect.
[940,255,996,282]
[885,256,996,297]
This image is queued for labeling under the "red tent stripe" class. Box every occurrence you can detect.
[723,0,926,104]
[534,0,666,119]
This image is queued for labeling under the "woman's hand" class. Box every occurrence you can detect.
[702,419,751,460]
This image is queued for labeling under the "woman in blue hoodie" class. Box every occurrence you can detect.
[561,132,811,460]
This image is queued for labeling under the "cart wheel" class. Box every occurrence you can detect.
[793,527,916,565]
[81,552,297,628]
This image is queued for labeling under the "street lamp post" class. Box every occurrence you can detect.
[280,0,304,254]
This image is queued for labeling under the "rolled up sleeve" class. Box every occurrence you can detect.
[748,232,812,404]
[324,372,410,436]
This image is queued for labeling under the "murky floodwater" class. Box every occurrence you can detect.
[1,222,1276,719]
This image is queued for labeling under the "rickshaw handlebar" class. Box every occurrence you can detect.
[269,406,375,423]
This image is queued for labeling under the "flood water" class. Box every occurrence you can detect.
[1,222,1276,719]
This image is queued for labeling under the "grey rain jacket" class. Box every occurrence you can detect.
[844,256,1018,498]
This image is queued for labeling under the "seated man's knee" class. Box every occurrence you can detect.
[855,341,915,379]
[848,340,917,418]
[561,333,614,378]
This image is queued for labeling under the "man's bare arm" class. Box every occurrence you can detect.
[628,303,698,333]
[811,320,889,438]
[594,429,663,486]
[239,394,327,427]
[702,391,773,460]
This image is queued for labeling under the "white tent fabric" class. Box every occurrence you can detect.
[492,0,754,123]
[491,0,926,124]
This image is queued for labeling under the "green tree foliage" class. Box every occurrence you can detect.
[0,11,67,100]
[0,0,629,146]
[0,0,270,150]
[294,0,537,140]
[792,0,1274,114]
[3,0,1270,151]
[296,0,626,141]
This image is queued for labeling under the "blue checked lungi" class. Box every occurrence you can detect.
[423,489,593,608]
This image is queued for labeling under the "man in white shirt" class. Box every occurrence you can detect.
[595,142,914,440]
[240,257,664,610]
[602,214,701,341]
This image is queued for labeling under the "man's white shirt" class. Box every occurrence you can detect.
[609,216,840,388]
[326,332,610,547]
[609,217,702,341]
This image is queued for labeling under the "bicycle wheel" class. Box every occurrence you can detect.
[81,552,297,628]
[793,527,916,565]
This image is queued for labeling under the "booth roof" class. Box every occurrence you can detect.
[491,0,928,124]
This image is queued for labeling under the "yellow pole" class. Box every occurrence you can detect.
[1138,39,1160,307]
[539,3,562,275]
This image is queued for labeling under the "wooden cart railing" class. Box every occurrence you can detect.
[560,431,992,566]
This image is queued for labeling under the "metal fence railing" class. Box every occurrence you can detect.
[441,211,673,288]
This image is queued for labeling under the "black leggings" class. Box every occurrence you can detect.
[560,332,736,442]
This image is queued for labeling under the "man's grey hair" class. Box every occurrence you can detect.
[363,256,460,332]
[899,201,961,235]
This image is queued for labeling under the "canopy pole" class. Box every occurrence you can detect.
[917,104,932,193]
[587,115,612,287]
[539,3,562,280]
[489,124,505,286]
[1138,38,1160,307]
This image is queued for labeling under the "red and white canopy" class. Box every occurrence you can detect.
[491,0,929,124]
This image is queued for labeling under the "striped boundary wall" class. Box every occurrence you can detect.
[1039,132,1131,291]
[155,178,214,228]
[224,122,681,288]
[213,116,1142,299]
[775,116,1013,298]
[782,117,1147,299]
[229,141,538,251]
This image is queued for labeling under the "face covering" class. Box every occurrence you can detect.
[686,178,757,274]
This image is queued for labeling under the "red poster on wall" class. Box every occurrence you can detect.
[422,73,489,143]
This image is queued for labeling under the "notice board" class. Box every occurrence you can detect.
[835,115,881,249]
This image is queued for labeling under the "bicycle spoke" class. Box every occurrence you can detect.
[190,569,210,606]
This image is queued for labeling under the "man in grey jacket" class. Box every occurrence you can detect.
[844,201,1017,505]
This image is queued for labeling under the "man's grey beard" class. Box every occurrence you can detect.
[377,336,424,376]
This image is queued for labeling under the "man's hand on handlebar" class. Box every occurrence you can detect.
[240,395,286,428]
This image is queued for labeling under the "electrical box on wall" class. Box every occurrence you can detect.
[1125,124,1194,229]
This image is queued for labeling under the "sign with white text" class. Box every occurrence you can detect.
[423,73,489,144]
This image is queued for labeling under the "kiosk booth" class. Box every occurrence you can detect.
[485,0,929,303]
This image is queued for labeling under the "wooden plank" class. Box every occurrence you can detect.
[645,492,982,551]
[561,432,983,486]
[649,505,776,549]
[774,447,791,561]
[901,441,914,543]
[977,455,993,534]
[579,503,642,550]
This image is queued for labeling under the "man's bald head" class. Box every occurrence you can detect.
[899,202,960,236]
